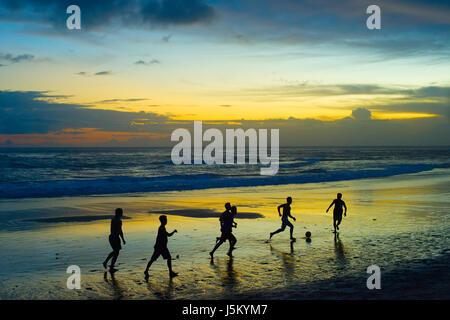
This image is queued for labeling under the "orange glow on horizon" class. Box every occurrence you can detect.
[0,128,170,146]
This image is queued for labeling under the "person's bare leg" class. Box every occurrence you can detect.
[270,227,284,239]
[333,219,337,233]
[210,239,225,257]
[144,259,154,273]
[227,237,237,256]
[103,251,114,268]
[144,257,156,280]
[110,251,119,272]
[290,226,295,240]
[167,258,178,278]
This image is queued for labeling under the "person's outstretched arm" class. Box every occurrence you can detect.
[326,200,335,213]
[343,201,347,216]
[277,204,283,217]
[168,230,177,237]
[288,212,296,221]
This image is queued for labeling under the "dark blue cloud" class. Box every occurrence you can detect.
[0,0,216,29]
[142,0,215,25]
[212,0,449,59]
[0,53,34,63]
[413,86,450,98]
[352,108,371,121]
[0,1,448,59]
[0,90,168,134]
[94,71,112,76]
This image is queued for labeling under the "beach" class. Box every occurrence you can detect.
[1,0,449,305]
[0,167,449,300]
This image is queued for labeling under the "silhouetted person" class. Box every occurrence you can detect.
[270,197,296,241]
[216,202,233,243]
[144,215,178,280]
[210,205,237,257]
[103,208,126,272]
[326,193,347,233]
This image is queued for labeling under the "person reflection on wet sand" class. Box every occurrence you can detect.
[334,233,348,265]
[210,257,238,289]
[103,271,124,300]
[146,278,174,300]
[270,240,295,282]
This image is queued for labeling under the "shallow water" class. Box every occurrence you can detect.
[0,169,449,299]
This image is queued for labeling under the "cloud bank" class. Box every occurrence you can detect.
[0,0,217,29]
[1,90,448,147]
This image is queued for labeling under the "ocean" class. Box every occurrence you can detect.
[0,146,449,299]
[1,146,449,199]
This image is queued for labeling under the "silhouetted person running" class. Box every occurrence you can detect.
[216,202,237,243]
[270,197,296,241]
[103,208,126,272]
[216,203,231,242]
[144,215,178,280]
[326,193,347,233]
[210,205,237,257]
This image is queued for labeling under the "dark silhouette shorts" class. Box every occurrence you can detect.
[281,217,293,230]
[220,232,236,242]
[333,211,343,224]
[109,235,121,251]
[151,247,171,260]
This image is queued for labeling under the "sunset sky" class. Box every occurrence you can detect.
[0,0,449,146]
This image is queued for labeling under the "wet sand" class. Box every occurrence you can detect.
[0,168,449,299]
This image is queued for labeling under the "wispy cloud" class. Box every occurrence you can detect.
[236,83,449,99]
[135,59,161,66]
[0,53,34,64]
[223,83,449,118]
[76,71,114,76]
[94,71,112,76]
[97,98,149,103]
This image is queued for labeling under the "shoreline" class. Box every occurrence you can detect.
[1,164,448,200]
[1,167,448,217]
[0,169,449,299]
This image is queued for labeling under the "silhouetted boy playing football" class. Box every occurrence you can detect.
[270,197,296,241]
[144,215,178,280]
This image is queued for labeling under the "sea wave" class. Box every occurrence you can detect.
[0,163,444,199]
